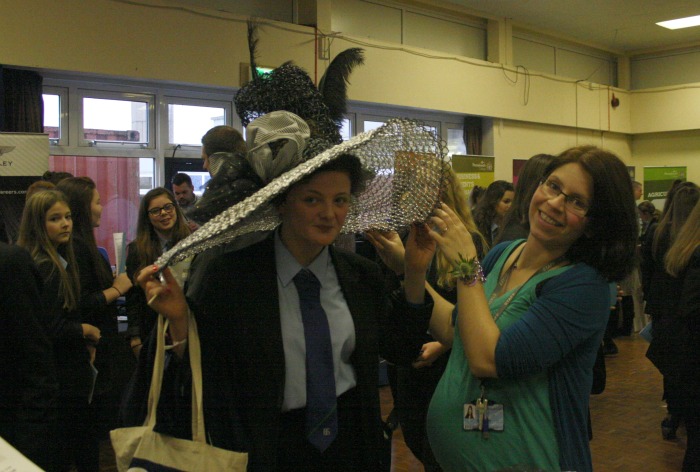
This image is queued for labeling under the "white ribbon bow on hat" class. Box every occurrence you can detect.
[245,111,310,184]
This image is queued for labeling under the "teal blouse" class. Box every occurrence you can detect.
[427,241,609,472]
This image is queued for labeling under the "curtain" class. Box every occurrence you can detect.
[1,66,44,132]
[463,116,482,156]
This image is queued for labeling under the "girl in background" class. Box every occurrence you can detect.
[496,154,555,244]
[472,180,514,246]
[125,187,191,357]
[656,201,700,471]
[641,181,699,441]
[18,189,100,472]
[56,176,133,442]
[367,166,487,471]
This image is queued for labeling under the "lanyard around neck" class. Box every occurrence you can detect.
[488,245,566,322]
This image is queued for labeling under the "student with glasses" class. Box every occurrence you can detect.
[414,146,638,472]
[125,188,191,357]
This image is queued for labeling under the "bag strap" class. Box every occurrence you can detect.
[142,310,207,444]
[188,311,206,443]
[143,314,167,428]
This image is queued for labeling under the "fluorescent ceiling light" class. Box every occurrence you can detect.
[657,15,700,30]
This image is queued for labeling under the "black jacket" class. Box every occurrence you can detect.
[0,243,59,470]
[122,235,432,471]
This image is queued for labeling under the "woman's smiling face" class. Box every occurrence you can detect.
[528,162,592,251]
[147,194,178,235]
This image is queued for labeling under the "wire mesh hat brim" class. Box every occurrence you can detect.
[154,118,448,269]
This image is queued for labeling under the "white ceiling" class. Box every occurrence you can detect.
[444,0,700,54]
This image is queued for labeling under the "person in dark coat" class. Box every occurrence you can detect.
[18,189,99,471]
[133,151,435,471]
[0,242,59,470]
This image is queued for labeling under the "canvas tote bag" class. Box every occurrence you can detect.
[110,311,248,471]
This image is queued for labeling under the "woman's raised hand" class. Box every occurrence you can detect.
[404,222,436,275]
[428,203,477,263]
[365,230,405,275]
[137,266,188,324]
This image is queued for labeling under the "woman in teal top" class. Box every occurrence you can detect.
[416,146,638,471]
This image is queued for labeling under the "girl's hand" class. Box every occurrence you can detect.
[404,223,436,275]
[365,230,405,275]
[412,341,449,369]
[81,323,101,344]
[137,266,188,324]
[113,272,133,296]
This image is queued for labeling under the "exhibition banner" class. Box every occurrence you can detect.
[0,133,49,242]
[643,166,686,209]
[451,155,495,196]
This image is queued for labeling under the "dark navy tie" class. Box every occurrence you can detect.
[293,269,338,452]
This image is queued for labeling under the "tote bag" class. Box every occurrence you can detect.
[110,311,248,471]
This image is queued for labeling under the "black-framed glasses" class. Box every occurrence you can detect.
[539,179,590,216]
[147,203,176,216]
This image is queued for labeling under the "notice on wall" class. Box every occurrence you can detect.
[451,155,495,198]
[643,166,687,210]
[0,133,49,242]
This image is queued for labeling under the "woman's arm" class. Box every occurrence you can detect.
[424,283,455,346]
[430,204,501,377]
[365,228,457,346]
[494,266,610,379]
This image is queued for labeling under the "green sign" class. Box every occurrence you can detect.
[643,166,686,207]
[451,155,495,195]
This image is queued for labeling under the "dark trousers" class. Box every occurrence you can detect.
[277,387,368,472]
[615,295,635,336]
[56,396,99,472]
[683,413,699,472]
[395,361,446,472]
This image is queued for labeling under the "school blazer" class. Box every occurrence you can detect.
[143,235,431,471]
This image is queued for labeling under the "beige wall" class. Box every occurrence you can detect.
[633,131,700,185]
[484,119,632,181]
[1,0,698,182]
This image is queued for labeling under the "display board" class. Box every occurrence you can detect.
[643,166,687,210]
[451,154,495,197]
[0,133,49,242]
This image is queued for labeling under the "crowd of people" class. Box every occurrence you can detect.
[2,29,698,472]
[3,134,698,472]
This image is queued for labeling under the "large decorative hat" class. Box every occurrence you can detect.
[154,22,448,269]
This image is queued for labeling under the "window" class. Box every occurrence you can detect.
[363,120,385,133]
[42,86,68,145]
[340,116,354,141]
[446,127,467,156]
[165,97,231,147]
[79,90,154,147]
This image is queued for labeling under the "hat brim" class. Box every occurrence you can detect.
[155,118,448,269]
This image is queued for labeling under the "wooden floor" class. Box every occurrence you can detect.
[99,335,686,471]
[384,335,687,472]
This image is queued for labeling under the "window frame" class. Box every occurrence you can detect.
[160,94,234,151]
[43,86,69,146]
[77,89,156,149]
